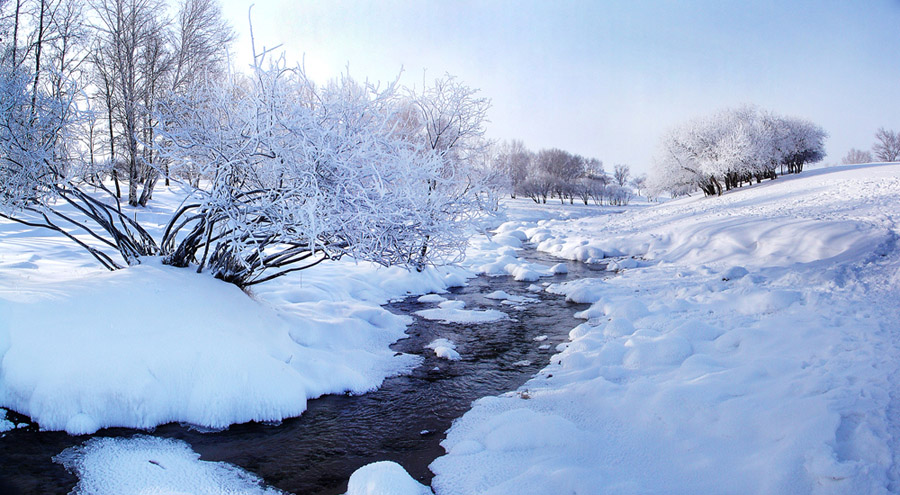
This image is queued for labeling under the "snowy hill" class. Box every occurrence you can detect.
[430,163,900,494]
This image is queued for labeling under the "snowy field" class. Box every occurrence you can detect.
[2,163,900,493]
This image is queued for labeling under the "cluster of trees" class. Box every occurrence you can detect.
[650,106,827,197]
[492,141,637,206]
[843,128,900,164]
[0,0,493,287]
[1,0,236,208]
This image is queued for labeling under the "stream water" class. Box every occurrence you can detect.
[0,250,607,494]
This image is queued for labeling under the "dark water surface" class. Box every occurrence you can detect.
[0,250,607,494]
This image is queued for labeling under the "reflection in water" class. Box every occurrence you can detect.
[0,250,607,494]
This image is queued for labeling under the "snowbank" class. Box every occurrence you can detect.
[0,187,475,435]
[429,164,900,494]
[0,259,428,434]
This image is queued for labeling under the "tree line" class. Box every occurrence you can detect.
[491,140,640,206]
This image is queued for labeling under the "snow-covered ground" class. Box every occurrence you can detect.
[2,163,899,494]
[429,163,900,494]
[0,186,490,435]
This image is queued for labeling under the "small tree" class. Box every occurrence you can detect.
[493,139,531,198]
[842,148,873,165]
[630,174,647,196]
[873,127,900,162]
[613,164,630,186]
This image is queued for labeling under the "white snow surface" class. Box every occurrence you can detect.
[53,435,283,495]
[429,164,900,494]
[346,461,433,495]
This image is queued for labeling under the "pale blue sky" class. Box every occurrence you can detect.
[220,0,900,173]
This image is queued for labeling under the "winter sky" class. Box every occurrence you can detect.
[219,0,900,174]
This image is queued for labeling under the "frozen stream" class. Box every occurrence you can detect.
[0,250,608,494]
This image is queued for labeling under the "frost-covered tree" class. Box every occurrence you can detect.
[872,128,900,162]
[0,58,157,269]
[0,12,488,288]
[403,73,492,266]
[630,174,647,196]
[493,139,532,198]
[91,0,173,207]
[156,53,484,286]
[842,148,873,165]
[650,106,826,197]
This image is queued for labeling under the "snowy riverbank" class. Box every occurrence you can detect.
[429,163,900,494]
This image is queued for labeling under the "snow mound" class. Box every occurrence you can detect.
[426,339,461,361]
[53,435,283,495]
[0,408,13,432]
[0,262,419,434]
[347,461,433,495]
[550,262,568,274]
[484,290,539,305]
[417,294,447,303]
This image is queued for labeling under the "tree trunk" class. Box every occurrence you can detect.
[30,0,46,114]
[11,0,21,67]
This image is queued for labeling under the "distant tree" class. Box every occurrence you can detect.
[613,164,630,186]
[91,0,172,207]
[163,0,235,186]
[630,174,647,196]
[493,139,532,198]
[534,148,583,204]
[872,128,900,162]
[583,157,604,178]
[606,184,633,206]
[842,148,873,165]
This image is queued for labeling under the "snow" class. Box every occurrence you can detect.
[414,300,509,324]
[53,435,283,495]
[0,408,13,433]
[346,461,433,495]
[429,163,900,494]
[417,294,448,303]
[484,290,538,305]
[427,339,461,361]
